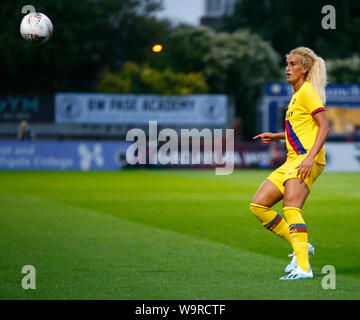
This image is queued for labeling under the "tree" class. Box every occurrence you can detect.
[327,54,360,83]
[0,0,168,93]
[149,25,214,74]
[97,62,209,94]
[221,0,360,60]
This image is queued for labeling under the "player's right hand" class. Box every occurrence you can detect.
[252,132,275,144]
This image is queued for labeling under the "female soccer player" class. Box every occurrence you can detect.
[251,47,330,280]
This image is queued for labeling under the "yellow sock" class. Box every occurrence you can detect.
[250,203,291,244]
[283,207,309,272]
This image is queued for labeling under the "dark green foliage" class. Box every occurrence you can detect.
[0,0,168,93]
[221,0,360,60]
[97,61,209,94]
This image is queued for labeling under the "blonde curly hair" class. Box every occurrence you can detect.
[288,47,327,105]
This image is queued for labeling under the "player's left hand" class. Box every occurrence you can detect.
[295,156,315,180]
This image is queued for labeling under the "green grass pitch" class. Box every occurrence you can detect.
[0,169,360,299]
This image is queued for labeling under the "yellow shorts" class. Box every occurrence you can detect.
[267,156,325,194]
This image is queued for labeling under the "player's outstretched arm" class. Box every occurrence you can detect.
[253,132,285,144]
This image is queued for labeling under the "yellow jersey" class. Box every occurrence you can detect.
[285,81,326,165]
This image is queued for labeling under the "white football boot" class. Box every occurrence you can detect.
[280,265,313,280]
[284,242,315,273]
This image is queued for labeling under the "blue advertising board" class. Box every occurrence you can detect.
[259,83,360,133]
[0,141,132,171]
[0,94,54,123]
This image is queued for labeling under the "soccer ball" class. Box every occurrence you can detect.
[20,12,53,44]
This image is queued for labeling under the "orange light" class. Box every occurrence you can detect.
[152,44,163,53]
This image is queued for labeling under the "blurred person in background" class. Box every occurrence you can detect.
[250,47,330,280]
[17,120,36,141]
